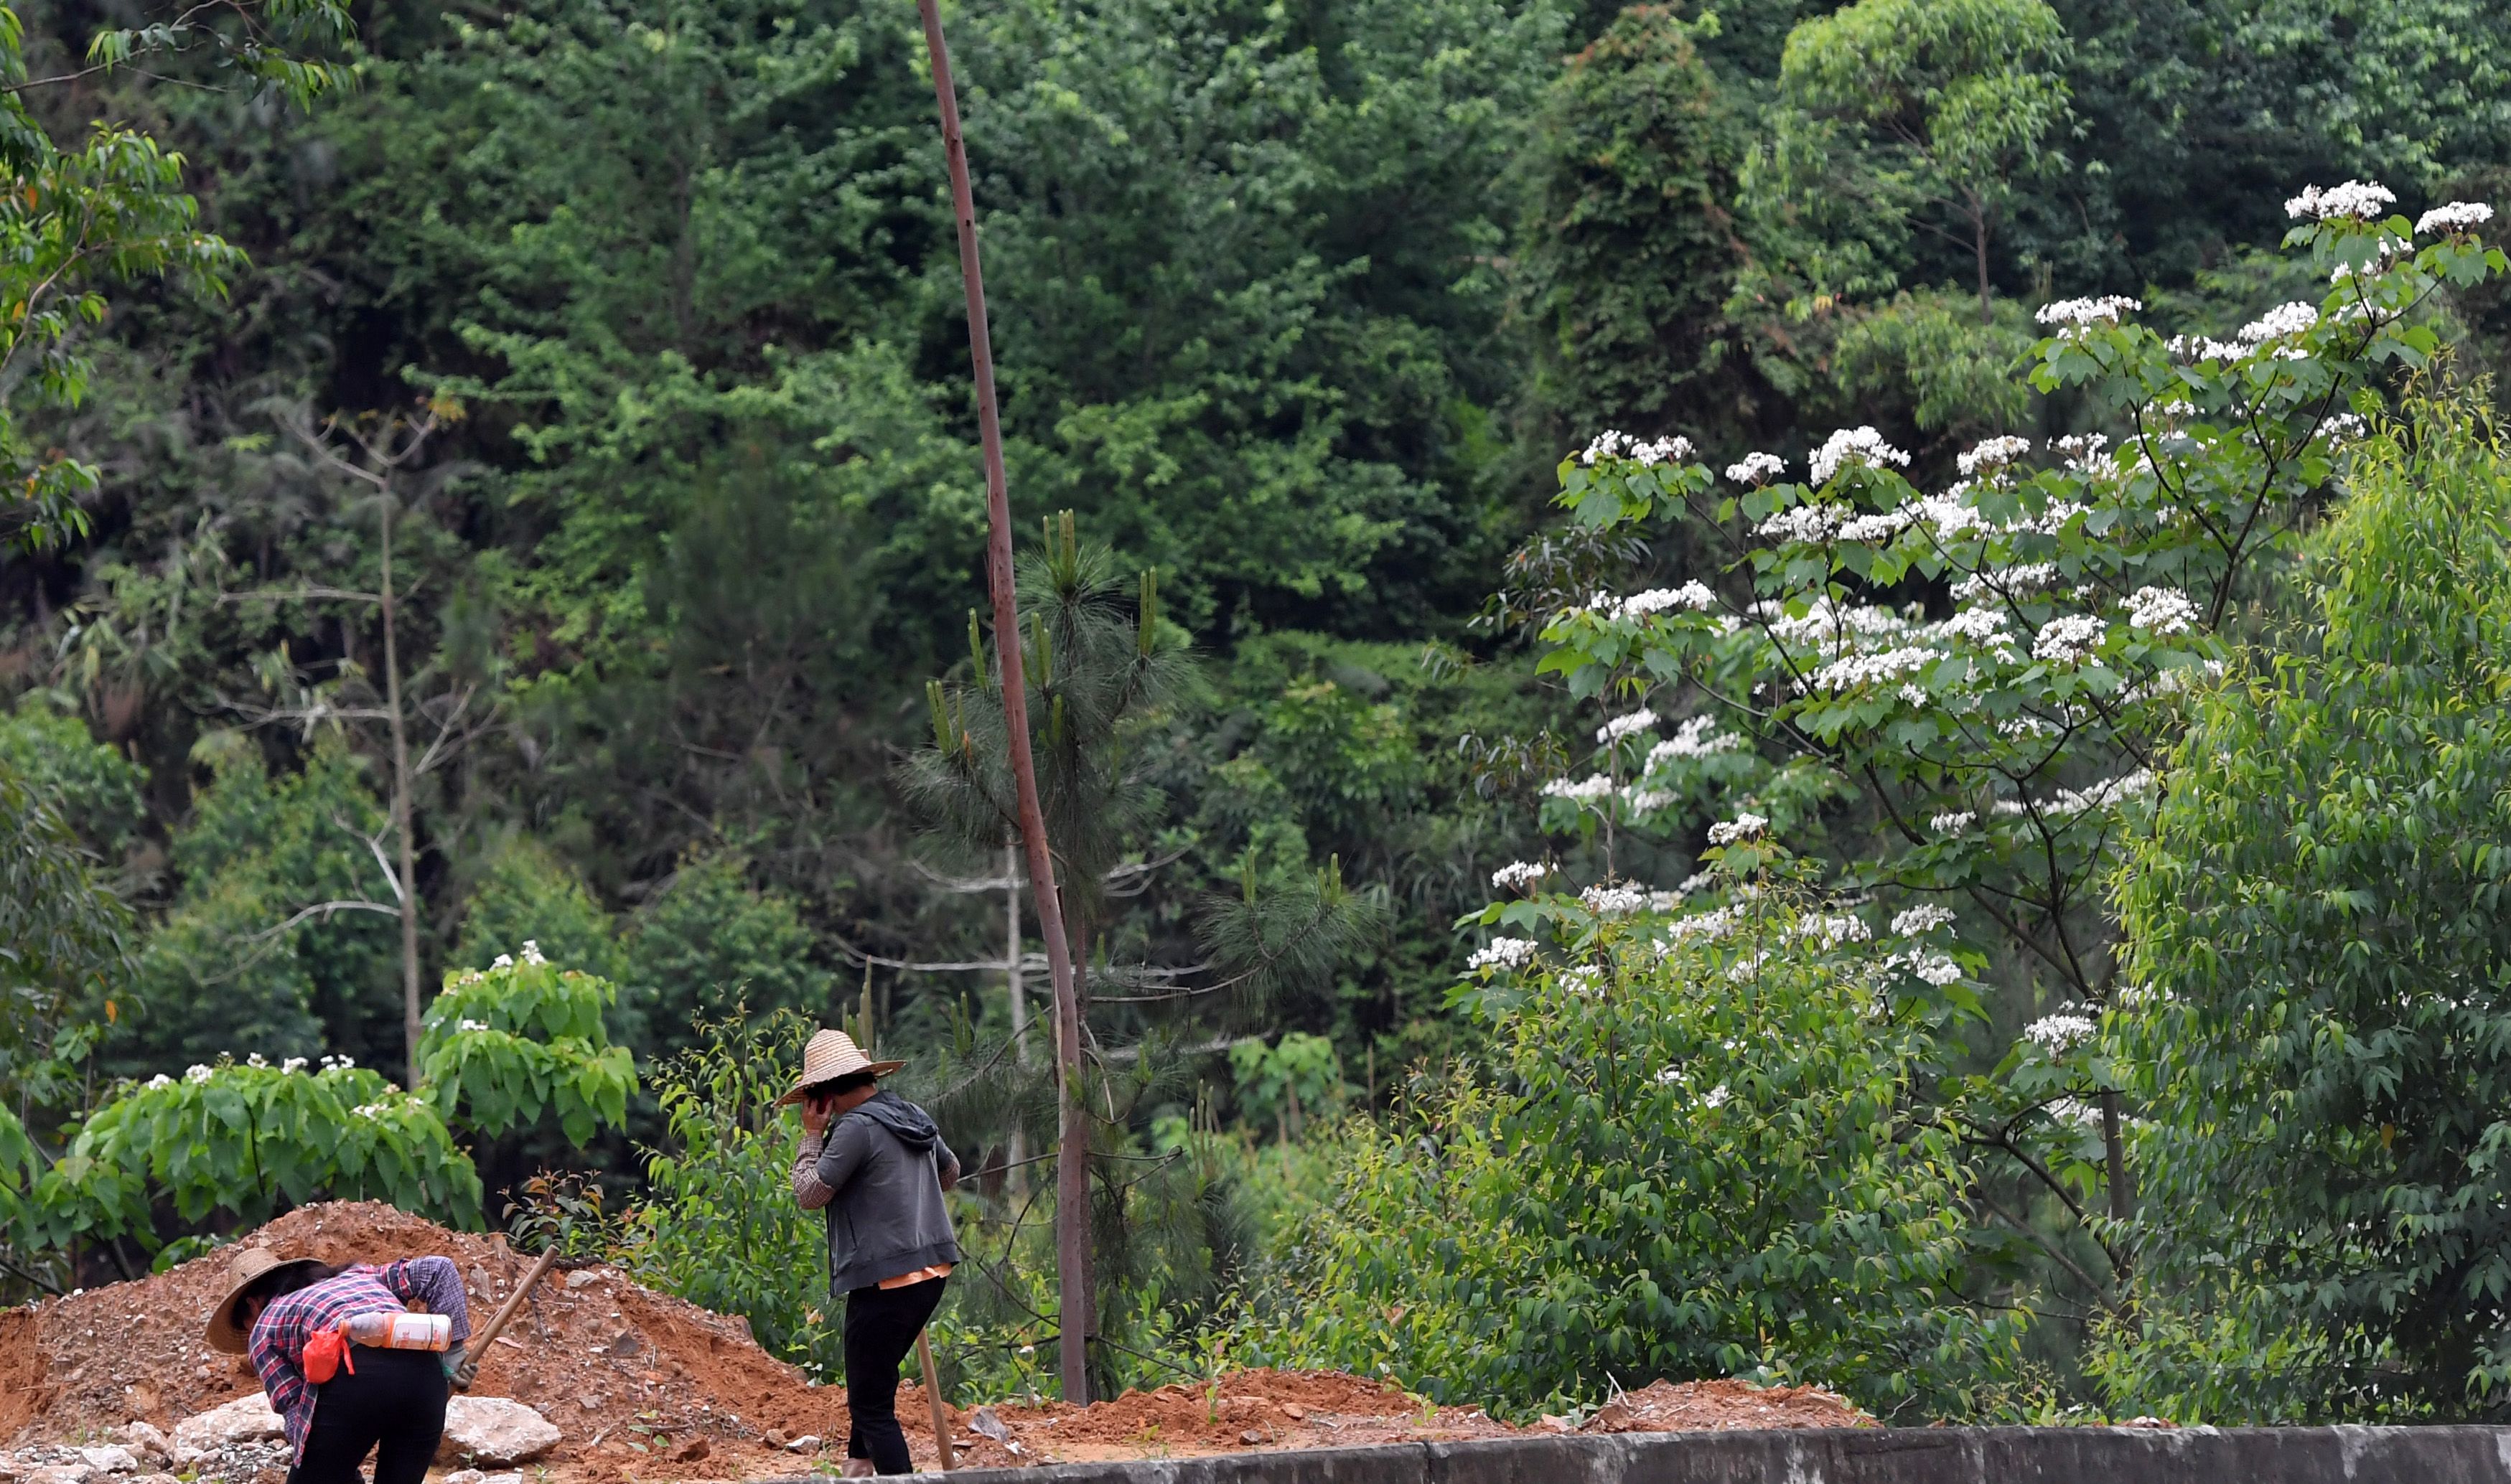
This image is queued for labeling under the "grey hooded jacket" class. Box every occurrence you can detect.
[795,1090,962,1293]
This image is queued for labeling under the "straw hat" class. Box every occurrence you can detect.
[205,1246,327,1354]
[775,1028,904,1106]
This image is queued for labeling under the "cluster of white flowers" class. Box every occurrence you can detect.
[1540,774,1615,802]
[2126,586,2199,634]
[281,1056,309,1074]
[1663,906,1741,945]
[186,1064,214,1083]
[1700,1084,1732,1110]
[1647,715,1741,765]
[2034,296,2141,334]
[1600,583,1718,621]
[1933,606,2015,648]
[319,1053,356,1071]
[2417,201,2493,235]
[2050,770,2157,814]
[1795,914,1872,949]
[1759,598,1913,647]
[520,940,547,965]
[1798,644,1935,693]
[1467,937,1539,972]
[1596,709,1657,744]
[1957,436,2034,476]
[246,1053,269,1068]
[146,1074,174,1090]
[1891,903,1957,936]
[352,1101,395,1121]
[1581,884,1652,916]
[2045,1096,2104,1130]
[2169,332,2248,364]
[2113,982,2171,1009]
[2240,301,2319,344]
[1929,811,1975,835]
[2032,615,2110,665]
[1655,1065,1685,1086]
[1622,786,1675,813]
[1952,563,2057,601]
[1490,860,1553,891]
[2024,1011,2098,1056]
[457,1018,492,1034]
[1725,451,1787,485]
[1808,426,1912,485]
[2286,179,2396,222]
[2321,412,2369,444]
[1706,812,1769,845]
[492,953,515,969]
[1755,502,1847,543]
[1579,430,1695,466]
[1558,966,1604,997]
[1893,950,1964,986]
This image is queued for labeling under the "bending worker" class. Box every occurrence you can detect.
[205,1246,472,1484]
[785,1028,962,1476]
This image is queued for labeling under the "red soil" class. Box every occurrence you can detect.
[3,1201,1871,1475]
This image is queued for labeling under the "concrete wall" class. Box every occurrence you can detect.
[808,1427,2511,1483]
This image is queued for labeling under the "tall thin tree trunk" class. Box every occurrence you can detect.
[1973,197,1993,325]
[1006,840,1027,1194]
[379,494,423,1090]
[915,0,1093,1405]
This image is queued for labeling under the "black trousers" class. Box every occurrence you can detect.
[286,1347,448,1484]
[843,1276,948,1475]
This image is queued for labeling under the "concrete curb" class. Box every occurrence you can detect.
[751,1424,2511,1483]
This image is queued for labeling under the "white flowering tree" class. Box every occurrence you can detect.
[1464,183,2505,1297]
[418,944,635,1146]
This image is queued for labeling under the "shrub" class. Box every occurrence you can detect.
[1245,868,2024,1419]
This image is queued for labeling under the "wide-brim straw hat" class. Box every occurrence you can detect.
[775,1028,905,1106]
[205,1246,327,1354]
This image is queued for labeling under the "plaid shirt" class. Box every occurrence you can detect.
[248,1258,472,1456]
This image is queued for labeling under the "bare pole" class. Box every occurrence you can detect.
[914,0,1093,1405]
[1006,839,1028,1195]
[378,489,424,1091]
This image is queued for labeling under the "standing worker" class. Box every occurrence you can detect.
[205,1246,472,1484]
[785,1028,962,1476]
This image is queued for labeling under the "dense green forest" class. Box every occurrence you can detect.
[7,0,2511,1424]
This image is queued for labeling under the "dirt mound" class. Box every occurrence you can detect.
[1581,1378,1874,1433]
[958,1368,1516,1465]
[4,1201,861,1479]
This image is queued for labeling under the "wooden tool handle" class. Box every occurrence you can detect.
[917,1332,955,1471]
[452,1244,563,1390]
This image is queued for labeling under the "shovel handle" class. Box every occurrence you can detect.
[452,1244,564,1391]
[917,1332,955,1471]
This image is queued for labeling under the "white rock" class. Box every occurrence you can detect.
[113,1425,168,1466]
[434,1398,560,1467]
[441,1471,485,1484]
[172,1397,284,1455]
[75,1450,136,1476]
[482,1474,523,1484]
[25,1466,93,1484]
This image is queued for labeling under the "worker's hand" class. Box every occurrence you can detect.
[800,1091,833,1136]
[443,1345,471,1390]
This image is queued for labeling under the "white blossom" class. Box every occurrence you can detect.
[1558,966,1604,997]
[2126,587,2198,635]
[1647,715,1741,765]
[492,953,515,969]
[2416,201,2494,235]
[1795,914,1871,949]
[1798,645,1935,693]
[2024,1011,2098,1056]
[2285,179,2397,222]
[2168,334,2247,364]
[1596,709,1657,744]
[2045,1096,2104,1130]
[1725,451,1786,485]
[1929,811,1975,835]
[1957,436,2034,476]
[146,1074,174,1090]
[1706,812,1769,846]
[1892,903,1957,936]
[1655,1065,1685,1086]
[1579,430,1695,466]
[1622,786,1675,813]
[1582,884,1654,916]
[1904,952,1963,986]
[2239,301,2319,344]
[1809,426,1912,485]
[1541,774,1616,802]
[281,1056,309,1074]
[1490,860,1553,892]
[1761,598,1913,647]
[521,939,547,964]
[1933,606,2014,647]
[352,1101,393,1121]
[2032,615,2110,665]
[1756,502,1846,543]
[457,1018,492,1034]
[246,1053,268,1069]
[1701,1084,1731,1109]
[2034,296,2140,334]
[1607,583,1717,620]
[1952,563,2057,601]
[1468,937,1539,972]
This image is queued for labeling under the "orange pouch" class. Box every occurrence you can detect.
[301,1325,356,1385]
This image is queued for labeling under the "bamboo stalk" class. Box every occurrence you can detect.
[912,0,1093,1406]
